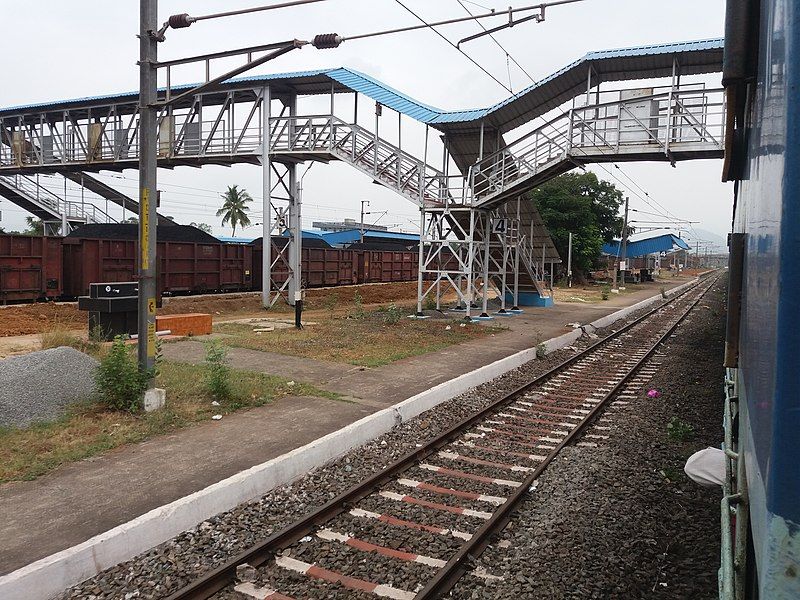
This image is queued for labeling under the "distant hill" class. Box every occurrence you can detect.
[687,228,727,253]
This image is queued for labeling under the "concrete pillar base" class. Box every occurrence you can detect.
[144,388,166,412]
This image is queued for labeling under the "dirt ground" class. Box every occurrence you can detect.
[0,303,84,337]
[161,281,424,317]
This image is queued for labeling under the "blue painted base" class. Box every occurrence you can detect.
[505,292,554,307]
[473,314,495,321]
[494,310,515,317]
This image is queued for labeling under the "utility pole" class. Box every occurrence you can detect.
[567,231,573,288]
[695,240,700,269]
[360,199,370,243]
[619,196,630,290]
[138,0,159,398]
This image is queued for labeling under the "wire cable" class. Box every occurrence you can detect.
[391,0,513,93]
[455,0,539,87]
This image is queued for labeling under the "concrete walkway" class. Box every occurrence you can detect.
[0,279,686,575]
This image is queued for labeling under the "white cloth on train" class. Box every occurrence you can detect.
[684,447,726,487]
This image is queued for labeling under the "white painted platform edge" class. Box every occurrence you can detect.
[0,279,696,600]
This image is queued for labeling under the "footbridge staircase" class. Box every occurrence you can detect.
[0,174,115,234]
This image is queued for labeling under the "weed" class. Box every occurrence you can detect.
[94,336,150,412]
[382,302,404,325]
[536,342,548,359]
[660,286,668,299]
[666,417,694,442]
[601,284,611,301]
[89,324,106,344]
[660,465,682,482]
[323,292,339,316]
[423,295,438,311]
[352,291,366,319]
[203,339,231,400]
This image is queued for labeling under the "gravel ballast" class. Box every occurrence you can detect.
[450,276,726,600]
[54,284,706,600]
[0,346,98,428]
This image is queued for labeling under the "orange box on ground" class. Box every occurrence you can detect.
[156,313,212,337]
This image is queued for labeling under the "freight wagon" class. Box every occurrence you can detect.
[0,227,429,303]
[62,237,253,298]
[0,234,62,302]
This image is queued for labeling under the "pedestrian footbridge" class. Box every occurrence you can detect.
[0,38,724,314]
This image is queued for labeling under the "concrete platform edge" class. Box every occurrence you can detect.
[0,278,697,600]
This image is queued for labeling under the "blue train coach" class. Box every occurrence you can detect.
[721,0,800,598]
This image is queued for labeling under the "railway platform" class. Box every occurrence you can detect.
[0,278,691,577]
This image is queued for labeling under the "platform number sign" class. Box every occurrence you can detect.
[492,218,508,234]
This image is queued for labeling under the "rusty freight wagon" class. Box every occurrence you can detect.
[63,224,253,297]
[0,234,62,302]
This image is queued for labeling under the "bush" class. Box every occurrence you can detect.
[601,284,611,300]
[536,342,547,359]
[423,295,438,311]
[95,336,149,411]
[660,286,668,299]
[204,339,231,400]
[382,302,404,325]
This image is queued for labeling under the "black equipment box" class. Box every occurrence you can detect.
[78,281,141,340]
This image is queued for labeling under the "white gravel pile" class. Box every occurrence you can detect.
[0,347,99,428]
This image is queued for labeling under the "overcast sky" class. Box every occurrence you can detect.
[0,0,730,249]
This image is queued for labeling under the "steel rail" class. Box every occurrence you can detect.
[416,272,720,597]
[165,273,717,600]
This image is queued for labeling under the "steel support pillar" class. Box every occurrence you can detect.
[416,206,478,320]
[260,86,272,308]
[512,197,521,309]
[479,212,491,318]
[416,205,426,316]
[286,94,302,307]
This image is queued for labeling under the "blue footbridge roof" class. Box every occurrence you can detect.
[1,38,723,137]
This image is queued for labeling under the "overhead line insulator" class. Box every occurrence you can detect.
[312,33,342,49]
[168,13,195,29]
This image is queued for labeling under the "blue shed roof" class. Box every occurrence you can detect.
[602,234,690,257]
[216,235,256,244]
[315,229,418,246]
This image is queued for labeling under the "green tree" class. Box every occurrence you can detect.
[216,185,252,236]
[190,222,213,234]
[23,216,44,236]
[527,172,624,278]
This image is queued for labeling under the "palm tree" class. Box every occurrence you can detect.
[216,185,252,237]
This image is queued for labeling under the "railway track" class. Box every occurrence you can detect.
[166,273,719,600]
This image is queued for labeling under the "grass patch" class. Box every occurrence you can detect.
[215,306,503,367]
[40,325,100,355]
[0,360,336,483]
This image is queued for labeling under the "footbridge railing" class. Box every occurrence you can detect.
[0,174,114,224]
[469,86,725,208]
[268,115,453,206]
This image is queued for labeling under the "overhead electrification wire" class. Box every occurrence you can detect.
[455,0,539,89]
[344,1,588,43]
[391,0,513,93]
[441,4,678,226]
